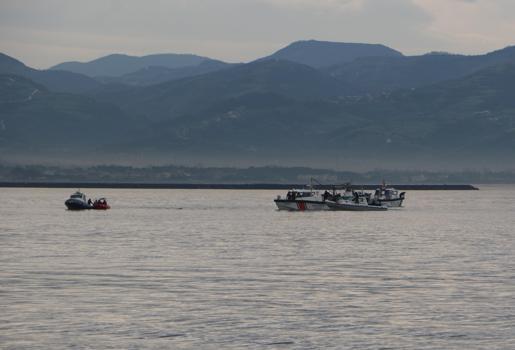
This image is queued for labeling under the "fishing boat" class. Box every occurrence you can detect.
[274,188,329,211]
[327,191,388,211]
[368,183,406,207]
[273,180,355,211]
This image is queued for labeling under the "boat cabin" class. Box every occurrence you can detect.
[70,191,87,200]
[353,191,370,205]
[374,187,399,199]
[286,189,317,200]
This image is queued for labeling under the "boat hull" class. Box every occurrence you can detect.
[93,204,110,210]
[65,199,93,210]
[377,198,404,208]
[274,199,329,211]
[327,202,387,211]
[370,191,405,208]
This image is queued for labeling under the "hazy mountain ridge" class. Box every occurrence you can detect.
[50,53,224,77]
[261,40,403,68]
[0,53,100,94]
[325,45,515,94]
[96,59,235,86]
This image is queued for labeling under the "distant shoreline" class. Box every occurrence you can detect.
[0,182,479,190]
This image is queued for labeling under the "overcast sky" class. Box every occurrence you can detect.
[1,0,514,68]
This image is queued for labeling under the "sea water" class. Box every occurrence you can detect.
[1,187,514,349]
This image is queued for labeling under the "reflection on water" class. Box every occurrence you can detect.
[1,187,515,349]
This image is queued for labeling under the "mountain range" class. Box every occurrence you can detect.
[0,53,100,94]
[50,53,216,77]
[1,40,515,170]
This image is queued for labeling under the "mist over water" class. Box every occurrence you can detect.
[1,187,515,349]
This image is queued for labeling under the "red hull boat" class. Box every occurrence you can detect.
[93,198,111,210]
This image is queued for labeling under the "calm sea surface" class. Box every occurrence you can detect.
[1,186,515,349]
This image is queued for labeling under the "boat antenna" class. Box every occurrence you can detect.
[310,177,324,190]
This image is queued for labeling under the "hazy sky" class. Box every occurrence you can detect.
[1,0,514,68]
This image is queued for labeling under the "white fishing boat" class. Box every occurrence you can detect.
[368,183,405,208]
[274,188,329,211]
[327,191,388,211]
[273,181,355,211]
